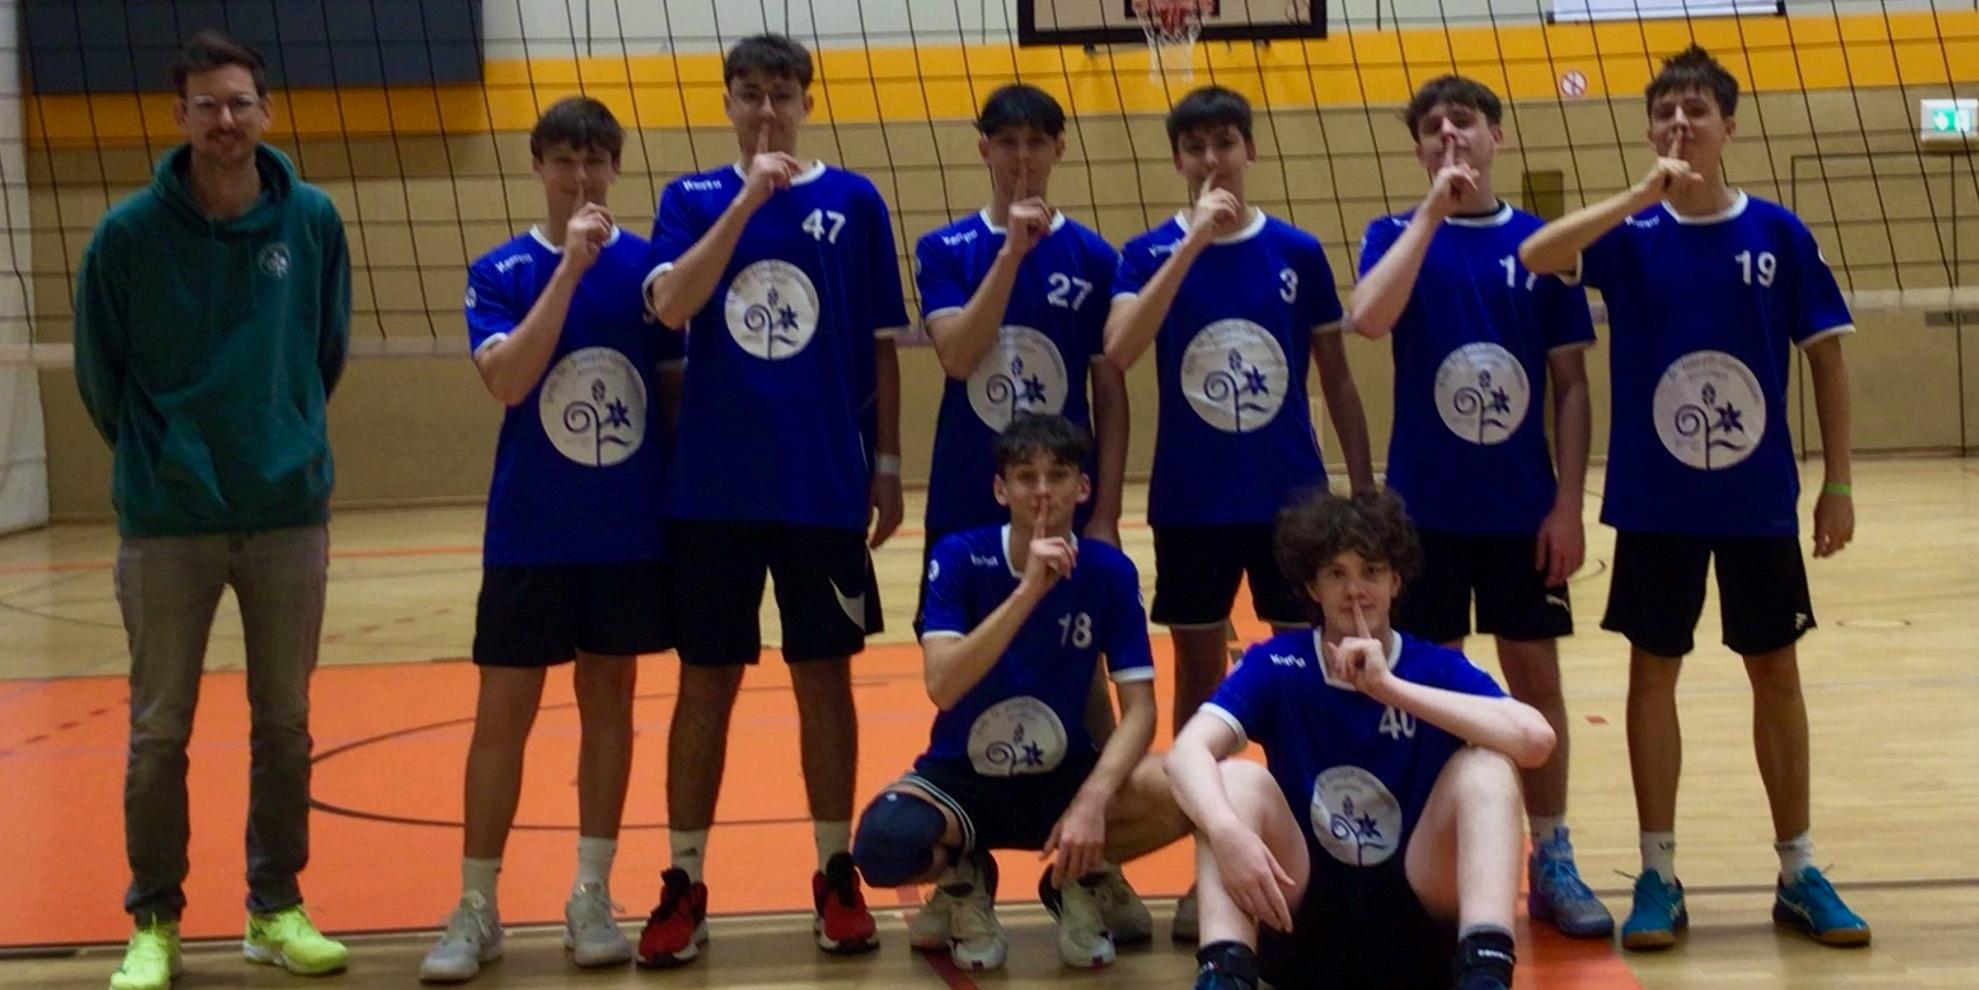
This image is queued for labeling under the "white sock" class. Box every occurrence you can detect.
[1640,831,1677,880]
[1529,815,1567,848]
[575,836,617,893]
[670,828,709,884]
[1775,831,1815,883]
[462,857,501,913]
[814,819,852,873]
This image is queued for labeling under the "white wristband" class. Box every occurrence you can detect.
[876,454,902,476]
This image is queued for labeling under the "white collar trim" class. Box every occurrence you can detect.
[1662,189,1749,225]
[979,207,1068,236]
[730,159,828,185]
[1173,206,1268,245]
[529,224,621,254]
[1001,523,1077,579]
[1312,627,1405,692]
[1444,200,1514,228]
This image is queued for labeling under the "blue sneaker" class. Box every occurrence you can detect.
[1774,866,1871,946]
[1620,870,1687,951]
[1527,830,1614,939]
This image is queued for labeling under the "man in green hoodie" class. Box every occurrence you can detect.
[73,30,351,990]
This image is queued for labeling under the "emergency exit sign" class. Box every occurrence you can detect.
[1920,98,1975,147]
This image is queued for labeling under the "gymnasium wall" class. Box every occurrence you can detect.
[24,2,1979,519]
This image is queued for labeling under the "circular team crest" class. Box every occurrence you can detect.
[967,325,1068,430]
[1433,343,1530,445]
[1652,350,1766,471]
[724,260,820,360]
[257,243,291,280]
[966,695,1068,777]
[537,346,647,468]
[1309,765,1403,867]
[1180,319,1289,434]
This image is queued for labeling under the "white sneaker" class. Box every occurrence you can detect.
[1172,886,1199,944]
[1055,875,1117,968]
[1091,866,1153,944]
[420,893,503,983]
[948,880,1007,972]
[908,886,956,951]
[563,883,632,968]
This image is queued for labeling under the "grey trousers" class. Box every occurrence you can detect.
[117,525,329,921]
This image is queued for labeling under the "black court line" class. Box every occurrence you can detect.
[308,675,916,831]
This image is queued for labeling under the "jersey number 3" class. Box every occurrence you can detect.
[803,209,847,243]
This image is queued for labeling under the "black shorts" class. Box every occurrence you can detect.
[669,520,881,666]
[897,749,1100,852]
[473,560,674,667]
[1151,524,1306,628]
[1259,852,1456,990]
[1395,529,1573,644]
[1601,530,1814,658]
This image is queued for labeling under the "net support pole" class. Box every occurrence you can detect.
[0,0,49,534]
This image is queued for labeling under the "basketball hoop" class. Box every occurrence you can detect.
[1133,0,1209,81]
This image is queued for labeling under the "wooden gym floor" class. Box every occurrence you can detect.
[2,457,1976,988]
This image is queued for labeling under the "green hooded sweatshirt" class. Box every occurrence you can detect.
[74,144,350,537]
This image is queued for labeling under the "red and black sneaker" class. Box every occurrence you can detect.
[813,852,880,954]
[636,868,709,968]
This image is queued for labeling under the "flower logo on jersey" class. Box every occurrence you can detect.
[1652,350,1766,471]
[538,346,647,467]
[1309,765,1403,867]
[1181,319,1289,434]
[257,243,291,280]
[724,260,820,360]
[967,695,1068,777]
[967,325,1068,429]
[1434,343,1529,445]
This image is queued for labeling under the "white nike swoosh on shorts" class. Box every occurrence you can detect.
[830,579,867,631]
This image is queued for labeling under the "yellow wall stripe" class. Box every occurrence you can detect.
[25,10,1979,146]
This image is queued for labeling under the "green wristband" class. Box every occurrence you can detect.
[1822,481,1852,497]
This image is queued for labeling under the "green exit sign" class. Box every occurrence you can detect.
[1920,98,1975,146]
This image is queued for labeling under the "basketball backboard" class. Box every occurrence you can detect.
[1017,0,1326,47]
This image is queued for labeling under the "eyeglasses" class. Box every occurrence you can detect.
[184,94,264,119]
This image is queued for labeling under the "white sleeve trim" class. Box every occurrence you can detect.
[1109,666,1157,685]
[1111,290,1140,302]
[1546,339,1598,355]
[471,332,508,359]
[1797,323,1856,348]
[918,630,966,643]
[1557,253,1585,287]
[1198,702,1249,751]
[641,261,675,298]
[1312,319,1344,336]
[924,306,965,323]
[875,325,910,339]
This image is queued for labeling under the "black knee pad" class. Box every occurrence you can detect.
[853,791,947,888]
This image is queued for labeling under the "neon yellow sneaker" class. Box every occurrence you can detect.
[109,918,182,990]
[243,905,349,975]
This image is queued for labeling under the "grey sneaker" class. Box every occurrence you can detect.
[945,855,1006,971]
[564,883,633,967]
[1527,828,1614,939]
[1172,886,1200,944]
[419,893,503,983]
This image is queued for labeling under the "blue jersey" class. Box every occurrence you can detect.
[1360,204,1596,534]
[1574,192,1852,536]
[649,162,911,529]
[919,525,1155,777]
[916,210,1117,537]
[466,227,679,566]
[1115,211,1343,526]
[1203,628,1505,867]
